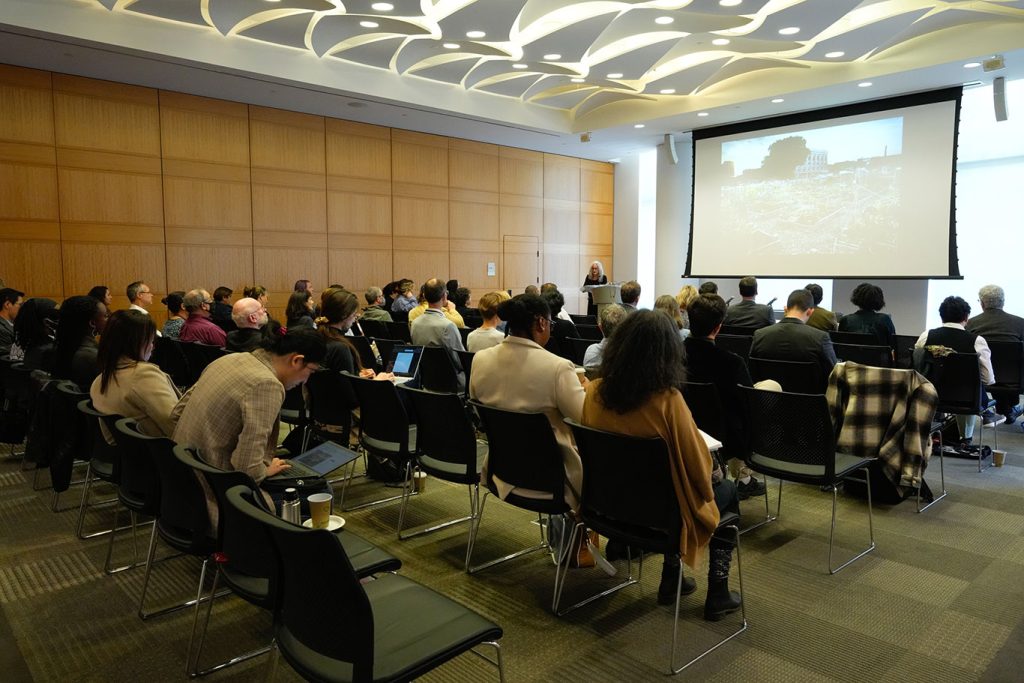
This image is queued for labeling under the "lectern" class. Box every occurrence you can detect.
[582,284,622,317]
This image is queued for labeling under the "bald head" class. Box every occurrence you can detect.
[232,297,267,329]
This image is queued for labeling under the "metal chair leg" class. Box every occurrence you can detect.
[469,641,506,683]
[263,640,280,683]
[552,522,638,616]
[185,558,212,674]
[466,495,551,574]
[917,432,947,513]
[397,466,477,541]
[827,469,875,574]
[740,477,780,535]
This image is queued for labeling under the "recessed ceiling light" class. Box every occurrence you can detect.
[778,27,800,36]
[360,21,379,28]
[659,88,676,94]
[771,98,784,103]
[697,112,709,117]
[466,30,486,39]
[443,42,460,49]
[571,77,585,83]
[858,81,873,88]
[655,16,674,25]
[543,53,562,61]
[719,0,742,6]
[370,2,393,10]
[634,124,645,128]
[824,51,845,59]
[512,63,528,69]
[963,62,981,68]
[712,38,731,46]
[607,72,624,79]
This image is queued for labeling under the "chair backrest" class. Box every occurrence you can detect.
[988,340,1024,389]
[680,382,727,445]
[574,324,602,341]
[50,381,90,491]
[347,335,380,373]
[225,485,374,677]
[358,319,389,340]
[914,349,982,414]
[748,356,823,394]
[565,337,593,366]
[344,372,412,453]
[739,386,837,478]
[385,321,412,343]
[77,400,120,479]
[829,330,877,346]
[570,314,597,326]
[454,350,475,396]
[0,362,36,444]
[458,326,472,350]
[719,325,760,336]
[715,334,753,363]
[833,343,892,368]
[893,335,918,369]
[567,420,677,531]
[419,346,459,394]
[113,417,162,515]
[371,338,395,371]
[180,342,227,386]
[305,370,357,433]
[280,384,307,425]
[469,401,565,502]
[399,386,479,480]
[152,336,192,388]
[144,434,211,546]
[462,311,483,329]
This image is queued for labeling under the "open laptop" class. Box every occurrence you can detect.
[270,440,360,480]
[385,344,423,385]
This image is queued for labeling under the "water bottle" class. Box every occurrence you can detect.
[280,487,301,525]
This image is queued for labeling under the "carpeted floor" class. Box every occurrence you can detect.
[2,421,1024,682]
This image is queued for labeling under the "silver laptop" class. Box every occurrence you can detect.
[271,440,360,480]
[386,344,423,385]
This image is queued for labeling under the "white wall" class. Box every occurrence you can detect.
[655,134,700,301]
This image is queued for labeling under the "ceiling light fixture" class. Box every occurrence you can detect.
[512,63,528,69]
[771,98,784,103]
[778,27,800,36]
[466,30,486,39]
[443,42,460,49]
[659,88,676,94]
[824,51,845,58]
[697,112,709,117]
[858,81,873,87]
[712,38,730,46]
[607,72,624,79]
[370,2,393,10]
[963,62,981,68]
[543,54,562,61]
[634,124,645,128]
[655,16,674,25]
[719,0,742,6]
[360,21,379,28]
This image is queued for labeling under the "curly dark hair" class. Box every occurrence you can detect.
[542,289,565,317]
[13,298,57,352]
[938,295,971,324]
[597,310,686,414]
[497,294,550,338]
[53,295,101,381]
[850,283,885,312]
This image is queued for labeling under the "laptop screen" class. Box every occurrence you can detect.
[292,440,360,475]
[386,344,423,378]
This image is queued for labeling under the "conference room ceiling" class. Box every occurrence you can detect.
[1,0,1022,160]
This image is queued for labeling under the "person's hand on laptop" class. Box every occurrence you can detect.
[267,457,291,476]
[374,372,396,382]
[359,367,376,378]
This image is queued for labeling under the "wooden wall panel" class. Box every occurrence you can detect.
[450,140,500,302]
[499,147,543,293]
[392,130,448,284]
[579,159,615,313]
[543,154,581,312]
[250,105,327,321]
[54,74,165,310]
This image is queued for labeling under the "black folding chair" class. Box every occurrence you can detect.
[988,340,1024,411]
[180,342,228,386]
[719,325,760,336]
[570,314,597,326]
[303,369,358,456]
[106,418,160,575]
[50,381,90,511]
[574,324,602,341]
[748,356,824,394]
[74,400,123,539]
[455,350,475,399]
[152,336,192,389]
[893,335,918,369]
[385,321,412,343]
[715,334,752,365]
[828,330,877,345]
[359,319,389,340]
[564,337,594,366]
[348,335,383,373]
[833,343,893,368]
[419,346,460,394]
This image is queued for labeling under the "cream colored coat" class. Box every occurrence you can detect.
[469,335,585,508]
[90,360,180,440]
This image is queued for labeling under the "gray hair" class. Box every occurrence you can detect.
[364,286,383,305]
[599,303,628,338]
[978,284,1004,310]
[589,260,605,278]
[182,289,208,314]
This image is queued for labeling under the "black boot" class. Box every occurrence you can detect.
[704,538,741,621]
[658,556,696,605]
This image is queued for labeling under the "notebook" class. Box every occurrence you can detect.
[385,344,423,385]
[270,440,360,480]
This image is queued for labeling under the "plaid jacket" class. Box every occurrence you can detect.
[826,361,938,491]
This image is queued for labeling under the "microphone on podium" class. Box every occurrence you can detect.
[766,297,777,307]
[725,296,734,305]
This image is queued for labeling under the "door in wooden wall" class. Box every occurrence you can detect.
[502,235,539,295]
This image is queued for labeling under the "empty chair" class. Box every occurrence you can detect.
[893,334,918,369]
[833,343,893,368]
[455,349,475,398]
[106,418,161,575]
[714,334,753,364]
[347,335,382,373]
[74,400,123,539]
[303,369,358,454]
[225,485,505,683]
[574,324,602,341]
[987,340,1024,413]
[748,357,824,394]
[419,346,460,393]
[358,318,389,340]
[50,381,91,511]
[828,330,878,346]
[372,338,395,370]
[739,386,876,574]
[180,342,228,386]
[570,314,597,326]
[458,325,472,350]
[151,336,192,389]
[385,321,412,343]
[565,337,595,366]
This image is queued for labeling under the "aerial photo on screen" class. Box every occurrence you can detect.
[719,117,904,256]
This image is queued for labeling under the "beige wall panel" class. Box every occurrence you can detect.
[499,148,543,197]
[254,246,328,318]
[328,249,392,295]
[327,192,391,236]
[62,243,166,297]
[392,196,447,238]
[251,184,327,234]
[165,228,253,247]
[544,203,580,246]
[53,78,160,156]
[502,235,539,293]
[0,222,61,241]
[450,249,500,300]
[581,163,614,204]
[0,141,55,166]
[56,149,162,175]
[326,123,391,180]
[450,144,499,193]
[580,211,613,245]
[166,245,253,293]
[61,224,164,245]
[543,154,581,202]
[58,168,163,226]
[392,250,449,284]
[450,201,499,241]
[250,107,326,174]
[393,134,448,187]
[327,176,390,196]
[0,162,58,221]
[327,234,392,251]
[392,182,446,201]
[0,241,63,298]
[160,98,249,166]
[164,177,251,230]
[0,67,54,145]
[542,244,579,290]
[499,205,543,239]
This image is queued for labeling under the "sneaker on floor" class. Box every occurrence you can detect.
[736,477,767,500]
[1001,405,1023,425]
[981,410,1006,427]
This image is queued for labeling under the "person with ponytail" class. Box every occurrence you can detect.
[315,288,378,378]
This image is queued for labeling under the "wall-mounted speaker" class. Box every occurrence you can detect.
[664,133,678,165]
[994,76,1008,122]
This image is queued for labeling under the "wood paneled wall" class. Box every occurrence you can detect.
[0,64,613,319]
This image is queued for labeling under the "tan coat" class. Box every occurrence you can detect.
[90,361,180,440]
[469,335,585,508]
[581,381,719,569]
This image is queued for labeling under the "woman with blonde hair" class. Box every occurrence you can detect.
[675,285,699,329]
[655,294,689,340]
[581,260,608,317]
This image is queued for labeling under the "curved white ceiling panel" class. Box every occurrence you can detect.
[310,14,430,57]
[800,9,931,62]
[329,36,407,70]
[408,56,481,84]
[239,12,313,50]
[207,0,332,36]
[695,57,808,94]
[126,0,206,26]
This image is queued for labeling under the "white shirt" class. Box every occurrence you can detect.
[466,326,504,353]
[129,303,161,336]
[914,322,994,385]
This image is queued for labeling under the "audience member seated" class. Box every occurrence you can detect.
[915,295,996,444]
[699,281,719,295]
[581,260,608,317]
[179,289,228,346]
[126,280,154,316]
[244,284,284,337]
[470,294,585,509]
[655,295,690,340]
[966,284,1024,424]
[804,283,838,332]
[722,276,774,329]
[390,279,418,314]
[684,294,765,500]
[53,295,108,389]
[285,290,316,331]
[675,285,699,329]
[87,285,113,308]
[750,289,837,382]
[172,329,326,526]
[583,304,627,372]
[90,310,180,438]
[619,280,641,312]
[542,283,573,322]
[361,287,393,322]
[161,291,186,339]
[524,285,540,296]
[467,290,510,353]
[316,289,376,377]
[411,279,466,386]
[0,287,24,357]
[409,282,465,327]
[581,310,742,618]
[225,298,268,352]
[210,286,234,329]
[542,289,578,357]
[381,280,401,311]
[10,297,56,370]
[453,287,474,321]
[837,282,896,349]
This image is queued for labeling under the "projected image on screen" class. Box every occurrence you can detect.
[719,118,903,257]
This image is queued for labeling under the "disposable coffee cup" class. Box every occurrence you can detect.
[413,470,427,493]
[992,449,1006,467]
[308,493,333,529]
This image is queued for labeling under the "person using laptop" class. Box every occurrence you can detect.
[171,328,327,527]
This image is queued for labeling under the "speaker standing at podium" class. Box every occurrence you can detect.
[582,261,608,317]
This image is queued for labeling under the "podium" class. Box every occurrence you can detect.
[582,284,621,317]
